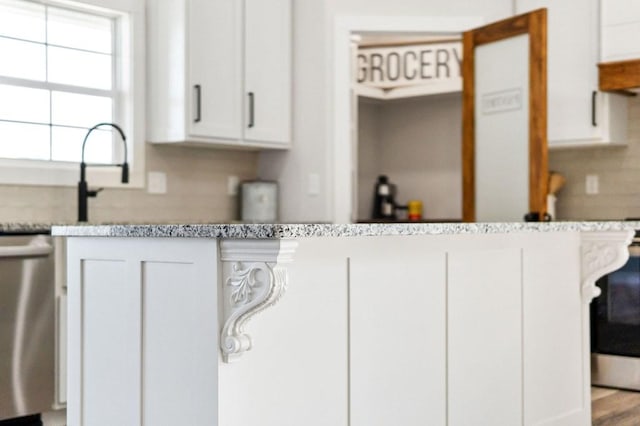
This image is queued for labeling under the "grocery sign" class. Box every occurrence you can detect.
[355,41,462,91]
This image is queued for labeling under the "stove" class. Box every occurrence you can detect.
[591,232,640,391]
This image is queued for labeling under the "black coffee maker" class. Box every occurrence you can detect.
[372,175,396,220]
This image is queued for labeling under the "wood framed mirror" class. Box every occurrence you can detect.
[462,9,548,222]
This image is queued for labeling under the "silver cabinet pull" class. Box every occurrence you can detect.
[248,92,255,128]
[194,84,202,123]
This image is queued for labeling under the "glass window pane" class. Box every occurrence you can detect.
[0,0,45,42]
[0,121,50,160]
[48,7,112,54]
[48,46,112,90]
[0,37,46,81]
[0,84,49,123]
[51,126,112,163]
[51,92,112,128]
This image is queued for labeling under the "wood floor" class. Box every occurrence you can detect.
[592,386,640,425]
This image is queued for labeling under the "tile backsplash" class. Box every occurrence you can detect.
[2,96,638,224]
[0,144,258,223]
[550,96,640,220]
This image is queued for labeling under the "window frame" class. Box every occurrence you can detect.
[0,0,145,188]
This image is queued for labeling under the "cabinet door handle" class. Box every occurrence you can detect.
[194,84,202,123]
[248,92,255,128]
[592,90,597,127]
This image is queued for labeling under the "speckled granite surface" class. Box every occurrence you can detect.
[50,221,640,239]
[0,223,54,234]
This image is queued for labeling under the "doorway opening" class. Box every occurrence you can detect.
[331,16,483,223]
[351,32,464,222]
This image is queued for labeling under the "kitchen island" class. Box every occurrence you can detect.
[52,222,638,426]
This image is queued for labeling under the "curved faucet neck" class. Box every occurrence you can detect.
[78,122,129,223]
[81,122,128,165]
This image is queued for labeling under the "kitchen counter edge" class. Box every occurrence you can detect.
[0,223,53,234]
[50,221,640,239]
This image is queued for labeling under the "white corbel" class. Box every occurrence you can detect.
[581,230,634,303]
[219,239,298,362]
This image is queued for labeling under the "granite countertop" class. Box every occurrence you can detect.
[50,221,640,239]
[0,223,56,234]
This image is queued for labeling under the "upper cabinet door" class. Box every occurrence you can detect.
[462,10,548,223]
[516,0,627,147]
[147,0,292,148]
[601,0,640,61]
[188,0,243,140]
[243,0,292,146]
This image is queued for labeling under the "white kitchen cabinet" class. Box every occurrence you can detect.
[188,0,243,141]
[601,0,640,61]
[516,0,627,147]
[350,251,447,426]
[349,233,592,426]
[448,248,523,425]
[147,0,291,149]
[62,226,633,426]
[244,0,292,144]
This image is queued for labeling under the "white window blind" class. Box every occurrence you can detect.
[0,0,120,164]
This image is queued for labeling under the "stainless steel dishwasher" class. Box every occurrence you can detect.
[0,234,55,421]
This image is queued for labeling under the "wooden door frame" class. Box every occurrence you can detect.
[462,9,548,222]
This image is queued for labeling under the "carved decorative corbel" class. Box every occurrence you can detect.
[581,230,634,303]
[219,239,298,362]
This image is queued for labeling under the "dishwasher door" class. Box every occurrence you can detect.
[0,235,55,420]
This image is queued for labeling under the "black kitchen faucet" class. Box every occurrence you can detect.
[78,123,129,223]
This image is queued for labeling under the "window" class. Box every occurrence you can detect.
[0,0,144,187]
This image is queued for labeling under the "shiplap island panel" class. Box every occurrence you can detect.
[52,222,637,426]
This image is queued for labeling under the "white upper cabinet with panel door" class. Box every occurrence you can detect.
[601,0,640,61]
[188,0,243,142]
[244,0,291,145]
[146,0,291,149]
[516,0,627,148]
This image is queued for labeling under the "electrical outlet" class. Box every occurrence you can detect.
[227,175,239,196]
[147,171,167,194]
[308,173,320,196]
[586,174,599,195]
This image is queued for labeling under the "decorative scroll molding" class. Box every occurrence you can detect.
[581,231,634,303]
[219,239,298,362]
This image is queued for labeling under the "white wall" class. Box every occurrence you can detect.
[257,0,329,222]
[258,0,515,223]
[357,94,462,221]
